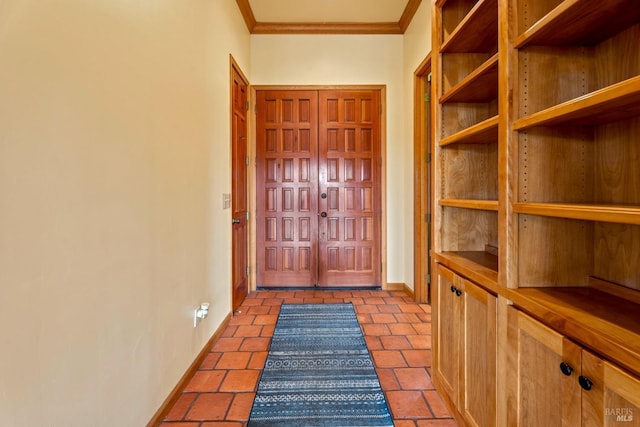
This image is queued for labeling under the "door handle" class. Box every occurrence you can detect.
[320,212,327,218]
[232,218,241,224]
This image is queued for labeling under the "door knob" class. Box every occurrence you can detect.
[320,212,327,218]
[321,193,327,199]
[559,362,573,376]
[232,218,241,224]
[579,376,593,391]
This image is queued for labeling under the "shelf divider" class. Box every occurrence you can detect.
[441,0,498,53]
[514,202,640,225]
[514,0,640,48]
[514,76,640,130]
[440,199,499,211]
[440,115,499,146]
[440,53,498,103]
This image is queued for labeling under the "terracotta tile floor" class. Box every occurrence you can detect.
[160,289,457,427]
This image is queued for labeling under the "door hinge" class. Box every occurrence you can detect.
[424,92,431,102]
[246,156,250,165]
[246,211,250,220]
[426,152,431,163]
[246,266,250,276]
[426,273,431,284]
[426,214,432,224]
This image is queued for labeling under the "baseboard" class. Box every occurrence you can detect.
[386,282,414,298]
[147,312,233,427]
[385,282,405,291]
[402,283,415,298]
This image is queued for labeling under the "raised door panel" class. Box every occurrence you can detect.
[318,91,381,286]
[256,91,319,287]
[460,278,497,427]
[581,350,640,427]
[434,264,462,402]
[507,307,582,427]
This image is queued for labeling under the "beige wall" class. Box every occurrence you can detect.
[0,0,249,425]
[250,34,407,282]
[402,1,433,289]
[0,0,432,424]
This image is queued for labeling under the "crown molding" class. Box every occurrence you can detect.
[236,0,422,35]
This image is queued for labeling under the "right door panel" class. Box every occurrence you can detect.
[318,90,381,287]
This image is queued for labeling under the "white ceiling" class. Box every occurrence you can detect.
[248,0,410,23]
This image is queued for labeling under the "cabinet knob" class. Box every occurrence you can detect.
[450,286,456,293]
[579,376,593,391]
[559,362,573,376]
[455,289,462,297]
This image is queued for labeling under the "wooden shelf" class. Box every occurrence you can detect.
[440,199,499,211]
[440,115,498,146]
[514,76,640,130]
[441,0,498,53]
[434,251,498,291]
[440,54,498,103]
[507,286,640,377]
[514,0,640,48]
[514,203,640,225]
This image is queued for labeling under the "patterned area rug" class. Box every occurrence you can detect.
[248,303,394,427]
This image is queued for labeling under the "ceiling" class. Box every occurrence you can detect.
[236,0,423,34]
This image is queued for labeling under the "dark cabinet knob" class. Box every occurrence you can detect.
[450,286,456,293]
[320,212,327,218]
[579,376,593,391]
[559,362,573,376]
[455,289,462,297]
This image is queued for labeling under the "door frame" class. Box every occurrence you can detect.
[413,54,432,303]
[230,55,250,309]
[249,85,388,290]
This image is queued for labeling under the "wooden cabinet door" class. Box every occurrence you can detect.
[581,351,640,427]
[318,90,381,287]
[507,307,582,427]
[434,264,497,427]
[256,90,319,287]
[460,277,496,427]
[434,264,462,402]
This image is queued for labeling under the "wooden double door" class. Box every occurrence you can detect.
[256,89,382,288]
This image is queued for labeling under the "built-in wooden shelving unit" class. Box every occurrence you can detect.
[431,0,640,424]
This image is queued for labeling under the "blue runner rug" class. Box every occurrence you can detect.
[248,303,394,427]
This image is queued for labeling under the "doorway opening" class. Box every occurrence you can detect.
[413,54,432,303]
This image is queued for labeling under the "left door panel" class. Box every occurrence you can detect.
[256,91,320,287]
[231,64,249,310]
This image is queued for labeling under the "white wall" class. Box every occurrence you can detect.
[402,1,433,289]
[0,0,249,425]
[250,34,407,283]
